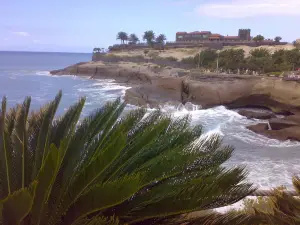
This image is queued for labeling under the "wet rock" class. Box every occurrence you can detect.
[238,110,276,120]
[247,123,269,133]
[269,118,298,130]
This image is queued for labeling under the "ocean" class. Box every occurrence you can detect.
[0,51,299,190]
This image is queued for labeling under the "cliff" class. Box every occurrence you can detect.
[51,61,300,141]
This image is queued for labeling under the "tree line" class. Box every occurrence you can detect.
[116,31,166,46]
[181,48,300,74]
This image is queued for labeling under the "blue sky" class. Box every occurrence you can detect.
[1,0,300,52]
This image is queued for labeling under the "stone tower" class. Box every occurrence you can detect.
[238,29,251,41]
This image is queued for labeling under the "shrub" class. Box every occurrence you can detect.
[0,91,254,224]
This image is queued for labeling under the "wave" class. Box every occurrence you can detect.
[35,71,51,76]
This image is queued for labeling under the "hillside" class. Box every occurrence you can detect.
[108,44,295,60]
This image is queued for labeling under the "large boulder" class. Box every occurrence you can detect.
[238,110,276,120]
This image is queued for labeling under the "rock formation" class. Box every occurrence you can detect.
[51,61,300,141]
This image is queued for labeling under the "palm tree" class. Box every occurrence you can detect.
[0,91,254,225]
[128,33,139,44]
[274,36,282,43]
[116,32,128,44]
[93,48,101,53]
[156,34,167,44]
[143,30,155,46]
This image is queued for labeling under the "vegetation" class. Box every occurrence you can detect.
[274,36,282,42]
[156,34,167,44]
[180,48,300,74]
[116,32,128,44]
[252,35,265,42]
[183,177,300,225]
[143,30,155,46]
[128,34,139,44]
[0,92,255,224]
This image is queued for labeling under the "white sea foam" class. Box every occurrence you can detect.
[35,71,50,76]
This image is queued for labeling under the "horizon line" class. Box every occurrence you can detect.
[0,50,92,54]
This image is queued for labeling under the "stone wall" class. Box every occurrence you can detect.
[108,41,288,52]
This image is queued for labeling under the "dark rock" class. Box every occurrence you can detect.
[247,123,269,133]
[247,123,300,141]
[269,118,298,130]
[238,110,276,120]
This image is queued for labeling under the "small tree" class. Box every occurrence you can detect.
[143,30,155,46]
[116,31,128,44]
[128,33,139,44]
[252,35,265,42]
[156,34,167,44]
[285,49,300,70]
[274,36,282,42]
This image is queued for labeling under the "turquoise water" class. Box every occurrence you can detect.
[0,51,299,189]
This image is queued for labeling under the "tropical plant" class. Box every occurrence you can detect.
[252,35,265,42]
[143,30,155,46]
[274,36,282,42]
[93,48,101,53]
[183,177,300,225]
[128,34,139,44]
[156,34,167,44]
[116,32,128,44]
[0,91,255,224]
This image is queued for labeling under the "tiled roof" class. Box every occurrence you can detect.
[176,32,187,34]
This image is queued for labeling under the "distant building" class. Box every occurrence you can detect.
[176,29,251,42]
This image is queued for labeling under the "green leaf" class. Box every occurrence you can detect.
[64,175,141,225]
[61,132,127,212]
[0,97,12,198]
[11,97,31,191]
[31,90,62,180]
[31,144,60,225]
[1,181,37,225]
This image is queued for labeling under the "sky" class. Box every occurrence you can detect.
[1,0,300,53]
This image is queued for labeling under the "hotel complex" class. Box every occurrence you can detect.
[176,29,251,42]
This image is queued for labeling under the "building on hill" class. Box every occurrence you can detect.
[176,29,251,42]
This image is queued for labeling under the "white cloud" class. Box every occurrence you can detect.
[196,0,300,18]
[12,31,30,37]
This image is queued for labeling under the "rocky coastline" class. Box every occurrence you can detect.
[51,60,300,142]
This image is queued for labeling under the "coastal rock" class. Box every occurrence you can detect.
[238,110,276,120]
[247,123,300,141]
[269,118,298,130]
[124,77,183,106]
[247,123,269,133]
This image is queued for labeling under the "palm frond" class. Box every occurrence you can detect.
[31,90,62,180]
[11,97,31,191]
[0,181,37,225]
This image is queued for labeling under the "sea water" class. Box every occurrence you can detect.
[1,51,299,192]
